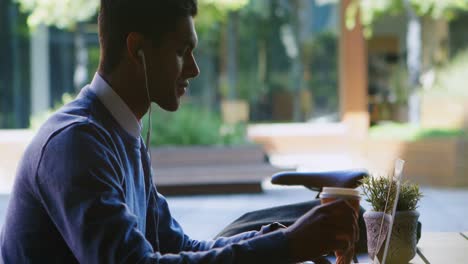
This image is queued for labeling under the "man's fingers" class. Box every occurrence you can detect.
[321,200,360,244]
[333,238,352,253]
[320,199,357,217]
[333,225,357,245]
[343,200,359,215]
[353,211,360,242]
[325,205,358,228]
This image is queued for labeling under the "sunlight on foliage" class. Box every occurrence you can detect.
[369,122,466,141]
[15,0,99,29]
[200,0,249,10]
[196,0,249,33]
[142,104,248,147]
[16,0,249,30]
[431,48,468,97]
[348,0,468,37]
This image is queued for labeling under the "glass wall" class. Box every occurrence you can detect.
[0,0,100,129]
[189,0,340,123]
[0,0,340,128]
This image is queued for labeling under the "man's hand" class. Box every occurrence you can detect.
[282,199,359,262]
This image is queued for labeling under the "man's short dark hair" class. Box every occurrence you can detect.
[99,0,198,74]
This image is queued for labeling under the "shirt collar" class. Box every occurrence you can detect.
[89,73,142,138]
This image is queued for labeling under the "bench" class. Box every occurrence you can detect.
[150,145,283,196]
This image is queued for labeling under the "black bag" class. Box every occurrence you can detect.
[216,200,421,255]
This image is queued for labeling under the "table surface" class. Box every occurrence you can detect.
[325,232,468,264]
[413,232,468,264]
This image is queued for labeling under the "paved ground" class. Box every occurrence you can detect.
[1,183,467,240]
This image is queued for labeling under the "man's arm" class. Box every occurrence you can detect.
[183,223,285,251]
[150,186,286,253]
[35,123,291,263]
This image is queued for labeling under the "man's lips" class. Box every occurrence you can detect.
[177,81,189,96]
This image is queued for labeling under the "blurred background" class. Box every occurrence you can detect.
[1,0,468,237]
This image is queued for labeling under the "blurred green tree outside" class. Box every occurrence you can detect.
[14,0,343,141]
[17,0,253,146]
[12,0,468,128]
[14,0,248,29]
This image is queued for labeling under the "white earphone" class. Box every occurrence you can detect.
[139,49,159,250]
[138,49,152,156]
[138,49,145,63]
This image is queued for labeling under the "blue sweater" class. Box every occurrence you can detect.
[0,88,290,263]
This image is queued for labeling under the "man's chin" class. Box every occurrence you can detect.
[156,100,180,112]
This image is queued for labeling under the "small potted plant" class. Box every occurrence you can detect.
[361,175,423,264]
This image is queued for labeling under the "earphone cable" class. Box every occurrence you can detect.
[140,51,152,159]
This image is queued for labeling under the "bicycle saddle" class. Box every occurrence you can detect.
[271,169,369,192]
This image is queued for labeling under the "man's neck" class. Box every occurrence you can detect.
[97,68,149,120]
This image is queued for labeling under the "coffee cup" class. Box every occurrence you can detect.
[319,187,360,264]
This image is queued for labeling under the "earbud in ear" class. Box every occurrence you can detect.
[137,49,145,61]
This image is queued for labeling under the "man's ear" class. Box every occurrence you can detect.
[126,32,145,66]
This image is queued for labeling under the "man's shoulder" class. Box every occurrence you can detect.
[31,111,118,183]
[36,93,114,145]
[38,111,113,156]
[25,99,113,167]
[34,108,93,147]
[14,105,103,195]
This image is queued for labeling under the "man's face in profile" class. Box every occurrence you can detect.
[146,16,200,112]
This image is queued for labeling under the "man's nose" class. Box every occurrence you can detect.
[186,54,200,79]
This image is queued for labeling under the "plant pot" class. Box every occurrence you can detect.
[385,210,420,264]
[363,211,392,260]
[364,210,420,264]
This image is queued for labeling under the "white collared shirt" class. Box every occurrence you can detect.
[88,73,142,139]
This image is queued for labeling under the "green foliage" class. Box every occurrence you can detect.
[15,0,99,29]
[200,0,249,11]
[143,104,248,147]
[306,31,339,116]
[30,94,247,146]
[361,175,423,213]
[348,0,468,37]
[180,0,249,38]
[347,0,403,37]
[369,122,466,141]
[413,0,468,19]
[361,176,397,213]
[388,65,410,105]
[16,0,249,30]
[430,48,468,97]
[398,181,423,211]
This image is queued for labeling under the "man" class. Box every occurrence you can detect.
[0,0,358,263]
